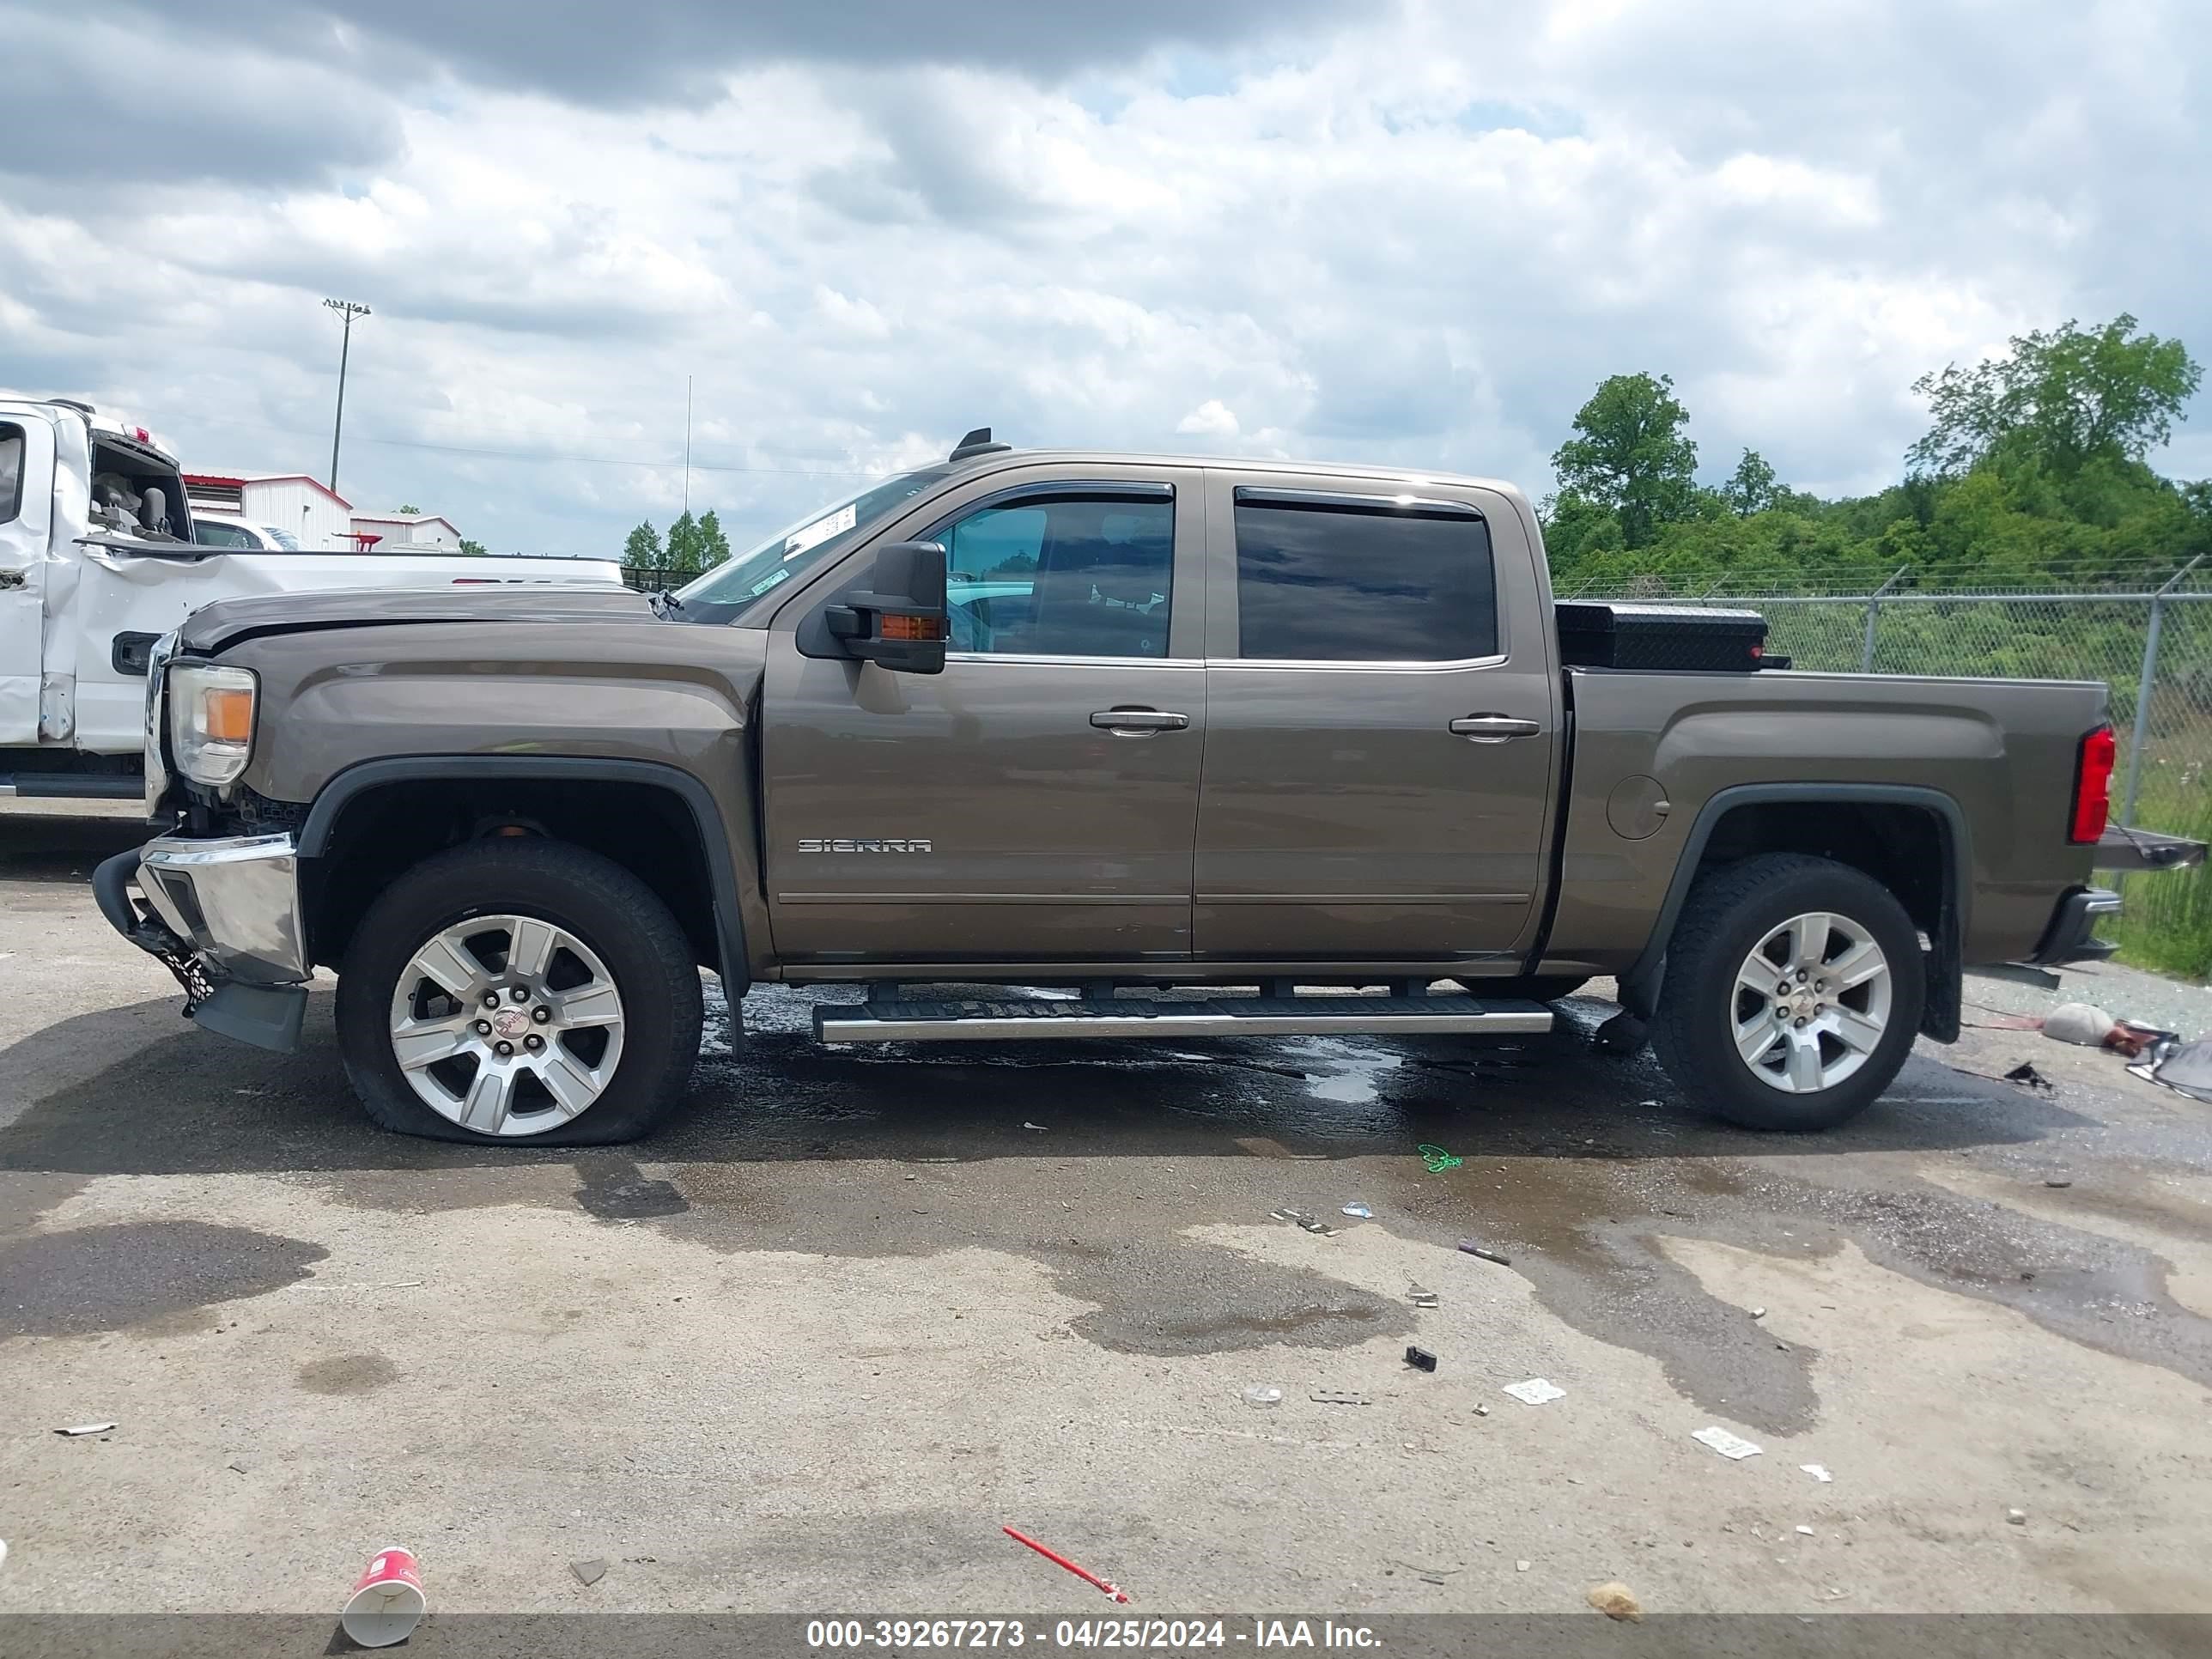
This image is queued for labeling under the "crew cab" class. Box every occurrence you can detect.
[0,397,623,799]
[94,433,2203,1144]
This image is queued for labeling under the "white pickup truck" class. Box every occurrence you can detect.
[0,398,624,799]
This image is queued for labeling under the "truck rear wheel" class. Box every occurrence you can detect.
[335,839,703,1145]
[1650,853,1923,1132]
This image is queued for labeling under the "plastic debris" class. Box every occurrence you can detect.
[1750,1307,1766,1319]
[1692,1426,1763,1460]
[2002,1061,2053,1092]
[227,1458,250,1474]
[1503,1378,1565,1406]
[569,1559,607,1586]
[2135,1035,2212,1101]
[1794,1526,1815,1536]
[1341,1200,1373,1218]
[1474,1404,1490,1417]
[1405,1345,1438,1372]
[2006,1508,2027,1525]
[1586,1583,1643,1622]
[1801,1464,1833,1483]
[1516,1560,1531,1572]
[1003,1525,1129,1603]
[1242,1385,1284,1408]
[2044,1179,2072,1188]
[1408,1286,1439,1309]
[1458,1242,1511,1266]
[1417,1144,1464,1172]
[54,1423,115,1437]
[1310,1389,1371,1407]
[1021,1121,1048,1131]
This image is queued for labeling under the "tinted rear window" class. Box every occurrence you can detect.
[1233,498,1497,662]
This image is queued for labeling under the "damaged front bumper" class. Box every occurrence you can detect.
[93,833,309,1053]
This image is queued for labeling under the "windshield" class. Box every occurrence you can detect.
[674,467,953,610]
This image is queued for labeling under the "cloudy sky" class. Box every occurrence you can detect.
[4,0,2208,559]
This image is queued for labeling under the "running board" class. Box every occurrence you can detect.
[812,994,1554,1044]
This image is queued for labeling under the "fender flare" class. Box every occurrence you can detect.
[296,756,750,997]
[1617,782,1969,1039]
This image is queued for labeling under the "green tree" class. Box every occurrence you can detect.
[696,508,732,569]
[1908,314,2203,482]
[623,520,662,565]
[398,502,422,515]
[665,510,703,574]
[1721,448,1780,518]
[457,538,486,557]
[1551,372,1698,550]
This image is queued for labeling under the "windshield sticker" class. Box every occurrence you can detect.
[748,566,793,598]
[784,501,858,558]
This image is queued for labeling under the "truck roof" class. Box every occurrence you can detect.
[4,396,180,468]
[956,447,1534,514]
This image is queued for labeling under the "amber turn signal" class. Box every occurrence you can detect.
[203,687,255,743]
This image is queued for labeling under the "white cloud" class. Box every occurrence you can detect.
[1,0,2206,560]
[1176,399,1242,438]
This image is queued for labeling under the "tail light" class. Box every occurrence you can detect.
[2070,724,2116,843]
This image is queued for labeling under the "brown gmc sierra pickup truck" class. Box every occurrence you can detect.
[94,431,2204,1145]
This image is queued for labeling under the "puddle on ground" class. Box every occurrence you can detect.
[574,1155,691,1221]
[0,1220,325,1339]
[1283,1037,1405,1104]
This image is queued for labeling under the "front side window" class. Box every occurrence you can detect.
[0,426,22,525]
[1233,496,1498,662]
[937,492,1173,658]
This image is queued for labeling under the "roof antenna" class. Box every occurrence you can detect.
[950,426,1012,462]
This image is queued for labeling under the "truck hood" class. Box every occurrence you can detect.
[175,584,657,656]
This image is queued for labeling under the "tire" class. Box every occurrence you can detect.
[336,839,704,1145]
[1650,853,1923,1132]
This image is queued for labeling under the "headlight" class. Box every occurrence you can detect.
[169,664,258,786]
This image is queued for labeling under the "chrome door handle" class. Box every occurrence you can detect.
[1449,714,1541,743]
[1091,708,1189,735]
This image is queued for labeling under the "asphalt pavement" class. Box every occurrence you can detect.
[3,802,2210,1630]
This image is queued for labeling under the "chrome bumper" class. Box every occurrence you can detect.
[133,833,309,986]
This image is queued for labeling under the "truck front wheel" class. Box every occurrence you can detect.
[1650,853,1923,1132]
[335,839,704,1145]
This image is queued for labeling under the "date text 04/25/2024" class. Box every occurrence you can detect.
[802,1620,1382,1649]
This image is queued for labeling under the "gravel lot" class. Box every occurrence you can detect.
[3,801,2211,1637]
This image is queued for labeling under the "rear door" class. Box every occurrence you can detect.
[0,412,52,743]
[760,465,1208,963]
[1193,470,1559,964]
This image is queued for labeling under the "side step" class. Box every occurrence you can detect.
[813,993,1553,1044]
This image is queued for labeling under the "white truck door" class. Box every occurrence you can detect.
[0,409,55,744]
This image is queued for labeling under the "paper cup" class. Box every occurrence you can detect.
[341,1546,425,1648]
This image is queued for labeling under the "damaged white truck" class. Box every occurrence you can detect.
[0,397,623,800]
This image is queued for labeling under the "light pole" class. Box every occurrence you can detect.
[324,298,370,494]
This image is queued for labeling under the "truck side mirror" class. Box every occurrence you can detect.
[823,541,950,674]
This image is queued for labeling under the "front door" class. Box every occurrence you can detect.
[1193,471,1560,964]
[0,413,52,744]
[763,471,1206,963]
